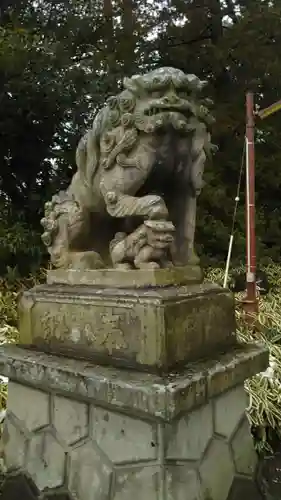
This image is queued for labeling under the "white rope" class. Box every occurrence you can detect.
[223,234,234,288]
[223,138,246,288]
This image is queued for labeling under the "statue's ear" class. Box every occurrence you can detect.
[199,80,208,90]
[123,77,130,87]
[123,75,141,93]
[123,76,135,92]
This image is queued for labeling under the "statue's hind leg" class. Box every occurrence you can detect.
[41,174,106,270]
[170,191,199,266]
[170,131,207,267]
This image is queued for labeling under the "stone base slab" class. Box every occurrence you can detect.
[18,282,237,373]
[46,265,203,288]
[0,344,268,420]
[1,345,267,500]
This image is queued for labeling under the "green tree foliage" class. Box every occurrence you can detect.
[156,0,281,264]
[1,0,281,275]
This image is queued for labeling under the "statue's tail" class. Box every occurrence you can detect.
[68,109,105,209]
[75,133,89,177]
[75,107,107,185]
[75,129,99,185]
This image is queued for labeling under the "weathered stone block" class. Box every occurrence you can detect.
[68,439,113,500]
[0,345,267,500]
[6,382,49,432]
[46,266,202,288]
[3,415,28,471]
[166,466,202,500]
[166,402,213,460]
[0,344,268,420]
[214,385,248,438]
[113,465,160,500]
[90,406,157,464]
[18,282,237,372]
[199,438,235,500]
[52,395,88,446]
[26,430,66,491]
[231,417,257,476]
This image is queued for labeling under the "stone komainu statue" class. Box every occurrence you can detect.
[41,67,215,270]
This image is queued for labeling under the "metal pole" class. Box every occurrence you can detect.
[242,92,259,317]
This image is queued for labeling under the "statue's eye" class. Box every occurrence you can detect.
[179,91,188,99]
[151,91,161,98]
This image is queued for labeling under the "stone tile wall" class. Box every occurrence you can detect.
[3,381,260,500]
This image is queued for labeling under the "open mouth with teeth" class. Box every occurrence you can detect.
[144,104,189,116]
[144,104,192,116]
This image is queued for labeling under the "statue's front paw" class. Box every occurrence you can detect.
[115,263,134,270]
[135,261,160,270]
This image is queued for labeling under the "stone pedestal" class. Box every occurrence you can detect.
[18,269,237,373]
[0,344,267,500]
[0,269,268,499]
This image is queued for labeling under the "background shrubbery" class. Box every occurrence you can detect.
[208,264,281,453]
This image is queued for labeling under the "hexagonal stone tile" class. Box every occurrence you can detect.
[90,406,157,464]
[2,416,28,471]
[7,382,49,432]
[68,439,112,500]
[214,385,248,439]
[231,418,257,476]
[167,466,202,500]
[199,438,235,500]
[114,465,160,500]
[52,395,88,446]
[167,402,213,461]
[26,430,66,491]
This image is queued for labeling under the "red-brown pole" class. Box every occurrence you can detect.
[242,92,259,317]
